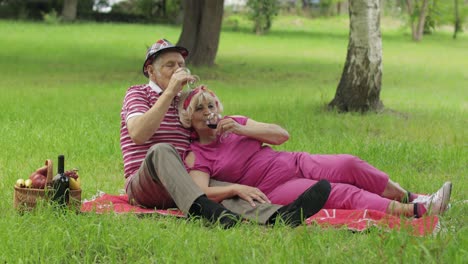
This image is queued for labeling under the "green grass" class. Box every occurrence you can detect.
[0,17,467,263]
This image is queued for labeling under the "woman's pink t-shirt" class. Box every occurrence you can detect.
[188,116,300,195]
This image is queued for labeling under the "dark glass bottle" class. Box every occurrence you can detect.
[52,154,69,206]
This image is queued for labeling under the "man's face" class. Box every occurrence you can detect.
[147,51,185,90]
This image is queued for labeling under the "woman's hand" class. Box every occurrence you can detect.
[217,117,289,145]
[216,118,244,136]
[232,184,271,207]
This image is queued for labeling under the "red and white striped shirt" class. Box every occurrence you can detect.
[120,81,191,179]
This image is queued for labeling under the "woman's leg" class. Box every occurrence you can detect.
[297,153,415,202]
[324,182,392,212]
[381,179,412,202]
[268,178,391,213]
[386,201,415,217]
[327,182,452,217]
[267,178,318,205]
[267,178,453,218]
[297,154,388,193]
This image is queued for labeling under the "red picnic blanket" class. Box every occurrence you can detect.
[81,193,439,236]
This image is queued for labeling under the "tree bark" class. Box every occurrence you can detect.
[453,0,461,39]
[61,0,78,22]
[328,0,383,113]
[405,0,417,37]
[406,0,429,41]
[413,0,429,41]
[177,0,224,66]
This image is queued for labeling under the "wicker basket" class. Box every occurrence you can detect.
[13,159,82,212]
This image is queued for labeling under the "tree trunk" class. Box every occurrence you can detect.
[328,0,383,113]
[453,0,461,39]
[406,0,429,41]
[161,0,167,17]
[61,0,78,22]
[405,0,417,39]
[413,0,429,41]
[177,0,224,66]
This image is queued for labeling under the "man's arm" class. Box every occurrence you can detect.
[127,68,191,144]
[127,92,176,144]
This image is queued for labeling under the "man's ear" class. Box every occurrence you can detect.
[147,64,155,77]
[148,64,162,79]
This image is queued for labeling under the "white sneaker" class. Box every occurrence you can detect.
[421,182,452,216]
[412,194,431,204]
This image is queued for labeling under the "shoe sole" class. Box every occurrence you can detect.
[438,182,452,214]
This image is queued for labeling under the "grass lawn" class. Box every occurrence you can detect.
[0,16,466,263]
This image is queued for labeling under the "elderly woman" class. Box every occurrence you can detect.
[120,38,331,228]
[179,86,452,218]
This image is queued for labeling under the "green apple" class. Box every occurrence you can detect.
[24,179,33,188]
[15,178,25,188]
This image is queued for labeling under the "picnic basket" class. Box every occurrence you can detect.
[13,159,81,212]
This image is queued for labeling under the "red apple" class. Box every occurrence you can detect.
[29,172,47,189]
[35,165,48,176]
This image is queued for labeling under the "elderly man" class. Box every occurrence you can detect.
[120,39,330,228]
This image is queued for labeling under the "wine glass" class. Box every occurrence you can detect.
[180,67,200,90]
[206,112,222,129]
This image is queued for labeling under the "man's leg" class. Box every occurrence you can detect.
[129,143,330,227]
[127,143,203,211]
[210,179,331,226]
[209,179,281,224]
[127,143,241,228]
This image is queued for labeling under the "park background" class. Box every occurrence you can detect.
[0,0,467,263]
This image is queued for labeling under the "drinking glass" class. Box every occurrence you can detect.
[180,67,200,90]
[206,112,222,129]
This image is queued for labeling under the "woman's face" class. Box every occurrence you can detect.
[148,51,185,90]
[191,96,218,131]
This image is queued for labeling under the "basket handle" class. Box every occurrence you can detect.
[45,159,53,187]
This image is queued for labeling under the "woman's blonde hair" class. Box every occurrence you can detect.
[178,86,224,128]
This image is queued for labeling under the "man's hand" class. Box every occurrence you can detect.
[165,68,194,96]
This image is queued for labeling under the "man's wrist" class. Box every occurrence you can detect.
[160,91,177,100]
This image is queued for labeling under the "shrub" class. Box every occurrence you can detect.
[42,9,61,24]
[246,0,279,35]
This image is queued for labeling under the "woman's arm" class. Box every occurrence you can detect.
[188,169,234,202]
[217,117,289,145]
[185,152,270,207]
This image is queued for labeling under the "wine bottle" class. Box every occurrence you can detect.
[52,154,69,206]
